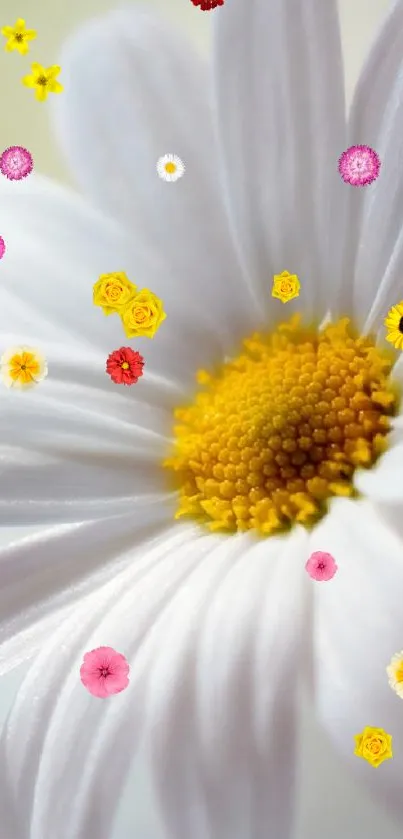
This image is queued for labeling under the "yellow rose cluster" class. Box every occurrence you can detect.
[93,271,166,339]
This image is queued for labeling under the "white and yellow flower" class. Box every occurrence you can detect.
[156,153,185,182]
[0,345,47,388]
[387,650,403,698]
[2,1,403,838]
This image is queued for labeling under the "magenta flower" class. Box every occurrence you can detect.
[0,236,5,259]
[0,145,34,181]
[338,144,380,187]
[80,646,130,698]
[305,551,338,582]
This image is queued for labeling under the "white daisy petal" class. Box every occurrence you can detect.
[212,0,347,321]
[354,441,403,505]
[0,336,177,445]
[0,177,216,388]
[345,1,403,332]
[0,366,173,526]
[0,176,138,352]
[51,8,260,357]
[147,528,309,839]
[0,526,216,839]
[311,498,403,817]
[0,511,172,674]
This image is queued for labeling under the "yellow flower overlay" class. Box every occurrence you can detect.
[1,19,36,55]
[0,346,47,389]
[386,650,403,699]
[384,301,403,350]
[272,270,301,304]
[354,726,393,767]
[121,289,167,339]
[93,271,137,315]
[22,63,63,102]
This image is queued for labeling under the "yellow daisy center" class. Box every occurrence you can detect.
[121,361,129,369]
[165,162,177,174]
[164,315,399,537]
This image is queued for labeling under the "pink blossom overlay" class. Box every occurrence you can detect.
[338,145,380,187]
[0,146,34,181]
[80,646,130,698]
[305,551,338,581]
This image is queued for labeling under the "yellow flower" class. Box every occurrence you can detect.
[1,19,36,55]
[354,726,393,767]
[121,289,167,339]
[93,272,137,315]
[0,346,47,389]
[272,270,301,304]
[386,650,403,699]
[22,63,63,102]
[384,301,403,349]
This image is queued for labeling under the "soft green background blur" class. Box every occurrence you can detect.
[0,0,393,184]
[0,1,399,838]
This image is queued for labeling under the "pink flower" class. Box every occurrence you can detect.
[305,551,338,582]
[80,646,130,698]
[0,145,34,181]
[0,236,5,259]
[338,145,380,187]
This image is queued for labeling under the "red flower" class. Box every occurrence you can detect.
[190,0,224,9]
[106,346,144,386]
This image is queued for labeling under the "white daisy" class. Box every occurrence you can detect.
[156,153,185,181]
[1,2,403,838]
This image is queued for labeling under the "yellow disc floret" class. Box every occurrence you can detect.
[164,315,399,536]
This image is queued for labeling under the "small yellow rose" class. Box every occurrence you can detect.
[121,289,166,339]
[272,270,300,304]
[354,726,393,767]
[93,272,137,315]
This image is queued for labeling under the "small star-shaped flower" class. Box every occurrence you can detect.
[1,18,37,55]
[22,63,63,102]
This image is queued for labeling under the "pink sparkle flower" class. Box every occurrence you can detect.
[338,145,381,187]
[80,646,130,698]
[0,145,34,181]
[305,551,338,582]
[0,237,5,259]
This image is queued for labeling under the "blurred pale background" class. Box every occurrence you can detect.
[0,0,398,837]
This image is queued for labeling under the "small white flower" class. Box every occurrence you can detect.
[156,153,185,182]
